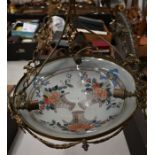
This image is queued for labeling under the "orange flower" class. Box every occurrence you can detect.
[68,123,93,132]
[48,92,60,104]
[93,87,107,100]
[92,83,100,89]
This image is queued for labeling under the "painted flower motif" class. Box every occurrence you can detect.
[86,78,91,83]
[93,85,108,101]
[40,104,45,110]
[44,91,61,105]
[67,123,93,132]
[92,83,100,89]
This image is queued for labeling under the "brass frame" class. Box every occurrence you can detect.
[8,0,146,151]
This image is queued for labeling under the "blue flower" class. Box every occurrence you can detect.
[106,69,119,86]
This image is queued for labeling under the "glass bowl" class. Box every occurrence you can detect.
[13,57,136,141]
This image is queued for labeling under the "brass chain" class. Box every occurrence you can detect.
[13,0,85,113]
